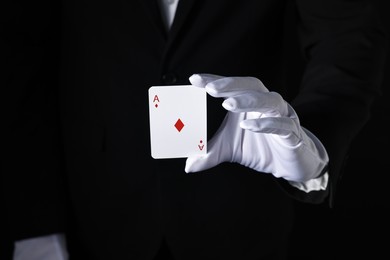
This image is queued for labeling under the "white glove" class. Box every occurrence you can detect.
[185,74,329,183]
[13,233,69,260]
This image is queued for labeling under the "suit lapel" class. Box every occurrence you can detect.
[137,0,197,62]
[138,0,197,42]
[167,0,196,42]
[137,0,167,40]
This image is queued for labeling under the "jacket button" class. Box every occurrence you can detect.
[161,73,177,84]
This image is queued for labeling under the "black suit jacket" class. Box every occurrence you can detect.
[3,0,388,259]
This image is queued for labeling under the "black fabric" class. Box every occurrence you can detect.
[3,0,388,259]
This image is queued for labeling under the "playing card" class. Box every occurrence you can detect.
[148,85,207,159]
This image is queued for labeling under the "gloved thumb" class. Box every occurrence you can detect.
[185,136,222,173]
[184,155,210,173]
[185,115,232,173]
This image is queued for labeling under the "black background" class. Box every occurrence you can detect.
[1,0,389,259]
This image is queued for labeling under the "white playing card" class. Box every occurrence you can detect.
[148,85,207,159]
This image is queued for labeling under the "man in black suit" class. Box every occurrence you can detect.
[4,0,388,260]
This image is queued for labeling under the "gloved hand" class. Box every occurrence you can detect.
[185,74,329,183]
[13,233,69,260]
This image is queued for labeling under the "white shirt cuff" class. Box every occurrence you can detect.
[288,172,329,192]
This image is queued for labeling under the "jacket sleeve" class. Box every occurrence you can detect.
[282,0,388,206]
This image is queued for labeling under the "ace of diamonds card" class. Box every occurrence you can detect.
[148,85,207,159]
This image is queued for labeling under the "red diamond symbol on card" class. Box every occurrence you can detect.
[174,119,185,132]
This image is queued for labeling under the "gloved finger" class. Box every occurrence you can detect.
[190,74,269,98]
[222,91,288,116]
[240,117,302,146]
[189,74,224,88]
